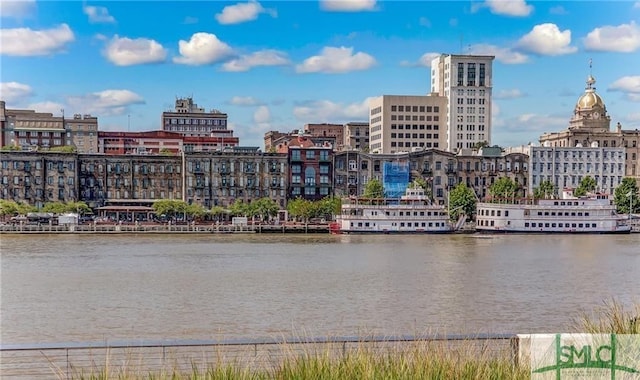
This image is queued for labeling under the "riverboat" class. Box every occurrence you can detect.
[475,191,631,234]
[331,187,463,234]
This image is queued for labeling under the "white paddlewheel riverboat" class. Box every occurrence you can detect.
[476,192,631,234]
[332,187,464,234]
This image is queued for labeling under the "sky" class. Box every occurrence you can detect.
[1,0,639,149]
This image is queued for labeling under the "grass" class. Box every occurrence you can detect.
[573,298,640,334]
[65,339,528,380]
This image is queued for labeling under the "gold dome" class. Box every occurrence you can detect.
[576,74,605,109]
[576,90,604,109]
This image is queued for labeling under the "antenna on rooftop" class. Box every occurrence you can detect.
[589,57,593,75]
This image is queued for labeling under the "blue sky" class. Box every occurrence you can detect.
[1,0,639,149]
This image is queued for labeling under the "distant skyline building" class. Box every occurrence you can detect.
[368,95,447,154]
[161,97,236,150]
[430,54,495,153]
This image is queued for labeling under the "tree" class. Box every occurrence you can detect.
[363,178,384,198]
[229,199,250,217]
[489,177,518,199]
[473,141,489,150]
[0,145,21,151]
[251,198,280,221]
[574,176,597,197]
[42,201,68,214]
[534,180,555,199]
[316,196,341,220]
[448,183,476,221]
[287,198,314,222]
[614,177,640,215]
[152,199,189,220]
[210,206,228,222]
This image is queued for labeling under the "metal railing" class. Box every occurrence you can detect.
[0,334,519,379]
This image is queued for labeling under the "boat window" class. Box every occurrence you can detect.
[592,223,596,228]
[552,223,556,227]
[578,212,582,216]
[505,211,509,217]
[497,210,501,216]
[545,223,550,227]
[525,222,529,227]
[420,212,424,216]
[572,223,577,228]
[507,221,511,225]
[365,223,370,227]
[560,202,565,206]
[422,223,426,227]
[490,220,494,226]
[585,212,589,216]
[429,222,433,227]
[400,223,405,227]
[544,212,549,216]
[537,212,542,216]
[579,223,583,228]
[491,210,495,216]
[554,201,558,205]
[571,212,575,216]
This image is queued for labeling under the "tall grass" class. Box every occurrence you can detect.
[573,298,640,334]
[70,339,528,380]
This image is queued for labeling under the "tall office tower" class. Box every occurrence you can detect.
[431,54,495,153]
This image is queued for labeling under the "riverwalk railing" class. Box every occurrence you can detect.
[0,222,331,234]
[0,334,519,379]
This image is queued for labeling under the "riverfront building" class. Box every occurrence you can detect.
[528,146,625,196]
[0,152,79,209]
[539,74,640,186]
[368,95,447,154]
[430,54,495,152]
[343,122,370,151]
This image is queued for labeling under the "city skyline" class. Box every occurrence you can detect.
[1,0,639,149]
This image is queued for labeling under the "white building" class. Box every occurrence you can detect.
[529,146,626,196]
[430,54,495,153]
[368,95,447,154]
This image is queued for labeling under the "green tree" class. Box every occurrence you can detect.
[473,141,489,150]
[287,198,313,222]
[0,200,20,219]
[210,206,228,222]
[489,177,518,199]
[251,198,280,221]
[534,180,555,199]
[42,201,68,214]
[229,199,250,217]
[614,177,640,214]
[448,183,476,221]
[363,178,384,198]
[574,176,597,197]
[186,203,208,220]
[152,199,189,220]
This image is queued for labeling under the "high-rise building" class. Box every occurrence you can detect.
[368,95,447,154]
[430,54,495,153]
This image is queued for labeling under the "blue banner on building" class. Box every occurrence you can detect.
[382,161,410,198]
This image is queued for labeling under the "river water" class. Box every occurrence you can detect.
[1,233,638,344]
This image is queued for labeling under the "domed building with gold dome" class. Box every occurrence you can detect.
[539,71,640,186]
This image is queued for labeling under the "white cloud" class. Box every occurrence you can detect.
[635,2,640,9]
[477,0,533,17]
[0,81,33,104]
[500,113,567,133]
[292,97,376,122]
[516,23,577,56]
[0,24,74,56]
[27,101,65,115]
[419,17,431,27]
[320,0,376,12]
[221,50,290,72]
[215,1,275,24]
[228,96,263,106]
[253,105,271,123]
[83,4,116,23]
[67,89,145,116]
[609,76,640,101]
[104,35,167,66]
[468,44,529,64]
[296,46,376,74]
[173,32,233,65]
[400,52,440,67]
[494,89,527,99]
[583,22,640,53]
[0,0,36,19]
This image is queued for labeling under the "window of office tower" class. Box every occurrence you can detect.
[467,63,476,86]
[457,63,464,86]
[479,63,486,86]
